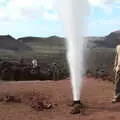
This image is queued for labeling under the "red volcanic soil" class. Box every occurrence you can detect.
[0,77,119,120]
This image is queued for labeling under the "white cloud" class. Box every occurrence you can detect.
[89,0,120,14]
[1,0,120,22]
[89,0,120,6]
[0,0,57,22]
[0,0,5,3]
[88,0,101,6]
[43,11,58,20]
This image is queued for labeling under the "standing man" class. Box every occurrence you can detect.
[112,45,120,103]
[52,62,59,81]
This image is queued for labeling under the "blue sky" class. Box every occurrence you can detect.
[0,0,120,38]
[89,2,120,36]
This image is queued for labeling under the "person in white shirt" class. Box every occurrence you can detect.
[32,58,38,68]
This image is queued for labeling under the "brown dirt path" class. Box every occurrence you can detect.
[0,77,119,120]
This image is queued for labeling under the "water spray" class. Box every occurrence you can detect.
[56,0,90,104]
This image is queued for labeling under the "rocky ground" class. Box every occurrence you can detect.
[0,77,119,120]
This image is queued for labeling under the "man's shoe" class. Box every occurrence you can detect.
[112,98,120,103]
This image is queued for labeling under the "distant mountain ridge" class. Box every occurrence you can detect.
[18,36,65,46]
[0,35,31,51]
[18,31,120,48]
[92,30,120,48]
[0,30,120,52]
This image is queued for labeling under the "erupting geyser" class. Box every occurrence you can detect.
[56,0,90,103]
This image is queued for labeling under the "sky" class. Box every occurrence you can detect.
[0,0,120,38]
